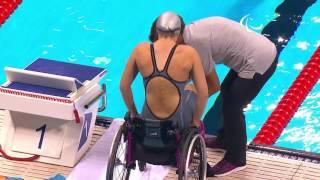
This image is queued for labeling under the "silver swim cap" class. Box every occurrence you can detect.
[156,12,181,35]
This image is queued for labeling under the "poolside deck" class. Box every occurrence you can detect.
[0,120,106,179]
[166,149,320,180]
[1,111,320,180]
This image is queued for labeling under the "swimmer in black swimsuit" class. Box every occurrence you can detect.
[120,12,212,131]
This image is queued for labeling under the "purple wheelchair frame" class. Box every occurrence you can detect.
[124,120,205,169]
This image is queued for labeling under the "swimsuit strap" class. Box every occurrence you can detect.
[163,44,178,72]
[150,44,178,73]
[150,44,159,73]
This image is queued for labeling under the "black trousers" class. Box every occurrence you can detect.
[217,57,278,166]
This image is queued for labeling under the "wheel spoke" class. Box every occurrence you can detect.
[112,134,129,180]
[186,137,204,179]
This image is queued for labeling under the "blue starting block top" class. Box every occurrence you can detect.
[26,58,105,83]
[2,58,106,98]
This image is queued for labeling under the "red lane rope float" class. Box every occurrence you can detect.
[0,145,39,161]
[253,47,320,145]
[0,88,72,103]
[0,0,22,26]
[0,88,82,123]
[73,109,81,123]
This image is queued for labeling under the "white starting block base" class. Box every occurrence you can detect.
[0,100,98,167]
[0,59,106,167]
[68,119,170,180]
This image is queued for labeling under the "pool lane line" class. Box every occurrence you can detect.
[262,0,318,54]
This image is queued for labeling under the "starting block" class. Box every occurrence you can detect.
[0,58,106,167]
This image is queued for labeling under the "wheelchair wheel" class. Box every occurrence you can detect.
[178,128,207,180]
[106,124,131,180]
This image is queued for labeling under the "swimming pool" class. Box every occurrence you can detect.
[0,0,319,153]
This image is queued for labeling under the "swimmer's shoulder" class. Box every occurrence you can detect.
[135,42,150,51]
[131,42,151,57]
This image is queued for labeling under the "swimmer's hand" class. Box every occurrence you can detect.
[125,111,138,120]
[130,112,137,118]
[191,120,201,128]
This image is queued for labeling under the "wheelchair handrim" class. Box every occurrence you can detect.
[184,134,207,180]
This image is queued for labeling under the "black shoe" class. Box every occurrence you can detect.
[211,159,246,177]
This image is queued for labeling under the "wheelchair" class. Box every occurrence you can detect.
[106,114,207,180]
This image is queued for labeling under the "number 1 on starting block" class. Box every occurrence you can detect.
[11,112,66,158]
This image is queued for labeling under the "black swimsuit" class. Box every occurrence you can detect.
[141,44,196,130]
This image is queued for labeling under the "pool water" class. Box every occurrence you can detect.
[0,0,319,153]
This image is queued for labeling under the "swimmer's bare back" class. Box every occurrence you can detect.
[135,41,195,119]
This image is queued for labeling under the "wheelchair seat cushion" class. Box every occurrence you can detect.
[132,118,177,151]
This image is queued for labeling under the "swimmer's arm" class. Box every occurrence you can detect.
[185,68,220,96]
[190,48,208,127]
[120,47,139,117]
[206,67,220,96]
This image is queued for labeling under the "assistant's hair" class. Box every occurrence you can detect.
[149,15,185,42]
